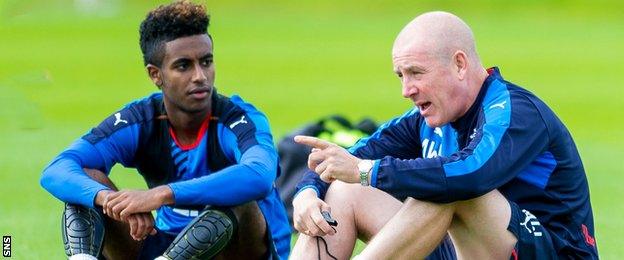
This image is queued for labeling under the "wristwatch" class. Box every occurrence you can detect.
[357,159,374,186]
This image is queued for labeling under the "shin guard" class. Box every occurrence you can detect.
[161,208,237,260]
[61,204,105,258]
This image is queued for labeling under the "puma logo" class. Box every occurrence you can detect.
[229,115,248,129]
[113,112,128,126]
[489,100,507,110]
[520,209,543,237]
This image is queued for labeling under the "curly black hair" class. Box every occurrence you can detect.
[139,0,210,66]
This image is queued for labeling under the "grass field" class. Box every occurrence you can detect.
[1,0,623,258]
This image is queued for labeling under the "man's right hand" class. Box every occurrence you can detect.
[292,189,336,237]
[127,213,157,241]
[96,190,157,240]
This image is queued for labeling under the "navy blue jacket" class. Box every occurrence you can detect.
[297,67,598,258]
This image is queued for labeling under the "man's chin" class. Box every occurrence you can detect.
[180,103,211,115]
[424,117,443,128]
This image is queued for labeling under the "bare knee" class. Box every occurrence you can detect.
[452,190,507,220]
[402,196,455,215]
[324,181,364,208]
[83,168,118,190]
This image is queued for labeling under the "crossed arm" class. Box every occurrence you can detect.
[96,186,174,222]
[82,168,175,241]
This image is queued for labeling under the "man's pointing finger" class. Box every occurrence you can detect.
[294,135,333,149]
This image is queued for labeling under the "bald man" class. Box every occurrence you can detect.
[290,11,598,259]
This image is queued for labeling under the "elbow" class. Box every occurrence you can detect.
[257,181,273,198]
[40,160,71,199]
[242,163,275,198]
[253,170,274,198]
[40,167,56,193]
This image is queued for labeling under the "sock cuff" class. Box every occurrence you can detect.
[68,253,98,260]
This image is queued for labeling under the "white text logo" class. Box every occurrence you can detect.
[422,139,442,158]
[469,128,477,140]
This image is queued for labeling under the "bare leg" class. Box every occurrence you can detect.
[359,190,516,260]
[291,181,403,260]
[215,202,268,260]
[358,198,454,259]
[447,191,516,260]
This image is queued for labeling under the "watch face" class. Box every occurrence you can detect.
[359,160,373,172]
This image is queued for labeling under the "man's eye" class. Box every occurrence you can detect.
[201,59,213,67]
[176,64,189,71]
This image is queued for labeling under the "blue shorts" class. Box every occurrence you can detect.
[137,230,177,260]
[425,200,556,260]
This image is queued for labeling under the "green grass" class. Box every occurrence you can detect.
[1,0,622,258]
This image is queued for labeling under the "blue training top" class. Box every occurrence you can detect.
[41,90,291,259]
[297,67,598,258]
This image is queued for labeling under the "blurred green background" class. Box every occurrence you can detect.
[1,0,622,258]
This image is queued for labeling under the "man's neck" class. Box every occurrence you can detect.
[453,67,490,124]
[165,103,211,146]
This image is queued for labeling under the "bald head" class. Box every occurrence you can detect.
[392,12,489,128]
[393,11,480,66]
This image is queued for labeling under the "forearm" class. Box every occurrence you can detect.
[372,156,450,202]
[295,170,329,199]
[152,185,175,206]
[169,163,273,206]
[41,157,111,207]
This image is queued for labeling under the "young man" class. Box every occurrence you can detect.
[40,1,290,259]
[291,11,598,259]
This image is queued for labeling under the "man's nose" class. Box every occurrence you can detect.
[401,78,418,98]
[192,63,207,83]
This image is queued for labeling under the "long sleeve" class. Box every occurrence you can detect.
[373,86,550,202]
[295,108,422,199]
[167,95,278,206]
[168,143,277,206]
[40,110,140,207]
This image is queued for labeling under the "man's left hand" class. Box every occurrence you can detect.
[103,185,173,221]
[294,135,361,183]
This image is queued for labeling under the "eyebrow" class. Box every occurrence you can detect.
[394,64,426,74]
[170,53,213,66]
[200,53,214,60]
[171,57,191,65]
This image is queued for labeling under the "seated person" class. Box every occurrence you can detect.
[291,11,598,260]
[40,1,290,259]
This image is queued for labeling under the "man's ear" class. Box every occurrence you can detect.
[146,64,163,89]
[453,50,468,81]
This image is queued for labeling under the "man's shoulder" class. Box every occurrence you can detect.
[83,93,162,144]
[481,78,550,117]
[502,82,558,120]
[487,79,566,136]
[215,93,267,124]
